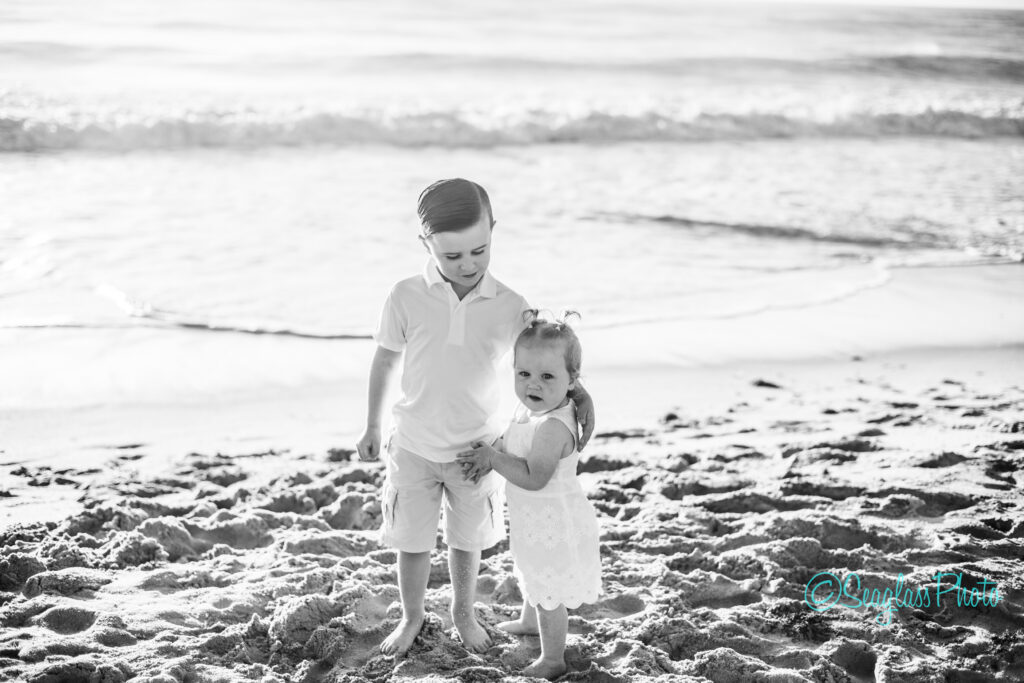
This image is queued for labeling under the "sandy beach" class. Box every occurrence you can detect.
[2,340,1022,682]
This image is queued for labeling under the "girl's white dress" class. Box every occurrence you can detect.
[502,401,601,610]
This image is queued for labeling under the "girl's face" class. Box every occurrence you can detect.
[421,215,492,298]
[514,340,575,413]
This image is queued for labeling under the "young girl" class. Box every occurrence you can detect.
[458,313,602,680]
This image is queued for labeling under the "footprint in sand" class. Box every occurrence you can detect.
[862,488,975,518]
[26,552,95,584]
[699,491,823,514]
[574,592,647,621]
[657,475,752,502]
[577,453,635,473]
[915,451,969,468]
[33,605,97,634]
[779,480,866,500]
[93,627,138,647]
[826,638,878,682]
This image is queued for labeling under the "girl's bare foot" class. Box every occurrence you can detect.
[497,619,539,636]
[380,616,424,656]
[453,615,492,653]
[523,656,567,680]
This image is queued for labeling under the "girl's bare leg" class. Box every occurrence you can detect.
[523,603,568,680]
[497,600,538,635]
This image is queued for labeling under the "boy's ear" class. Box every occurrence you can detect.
[418,234,430,252]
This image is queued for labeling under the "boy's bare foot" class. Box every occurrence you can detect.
[497,619,539,636]
[523,656,567,680]
[380,616,424,656]
[453,615,492,653]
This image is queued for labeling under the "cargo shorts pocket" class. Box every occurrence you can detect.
[486,488,501,530]
[381,484,399,531]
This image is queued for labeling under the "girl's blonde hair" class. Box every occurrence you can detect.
[514,309,582,381]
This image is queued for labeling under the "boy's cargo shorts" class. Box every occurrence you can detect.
[379,442,505,553]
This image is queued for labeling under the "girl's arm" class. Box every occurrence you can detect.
[356,345,402,461]
[460,420,573,491]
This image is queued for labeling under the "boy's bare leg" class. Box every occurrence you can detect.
[381,550,431,656]
[498,600,539,635]
[448,547,492,653]
[523,604,568,680]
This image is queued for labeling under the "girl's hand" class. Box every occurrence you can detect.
[456,442,494,483]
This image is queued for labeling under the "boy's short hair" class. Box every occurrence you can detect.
[515,310,583,381]
[418,178,494,236]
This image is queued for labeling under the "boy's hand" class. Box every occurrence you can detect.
[456,442,494,483]
[356,427,381,462]
[574,392,596,451]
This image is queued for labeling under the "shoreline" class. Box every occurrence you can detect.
[2,342,1020,529]
[2,262,1022,412]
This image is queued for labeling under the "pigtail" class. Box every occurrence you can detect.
[522,308,542,327]
[523,308,580,328]
[557,310,581,327]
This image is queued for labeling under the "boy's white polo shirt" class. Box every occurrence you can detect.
[375,263,529,463]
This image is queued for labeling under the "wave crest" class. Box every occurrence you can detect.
[2,103,1021,151]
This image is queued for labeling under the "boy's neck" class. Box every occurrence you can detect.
[438,269,479,300]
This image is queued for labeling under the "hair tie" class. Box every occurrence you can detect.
[557,309,581,327]
[522,308,541,326]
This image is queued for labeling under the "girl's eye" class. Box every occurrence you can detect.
[542,374,554,380]
[445,255,460,260]
[518,371,529,377]
[471,248,486,255]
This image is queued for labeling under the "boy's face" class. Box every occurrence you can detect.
[514,341,575,413]
[421,215,492,296]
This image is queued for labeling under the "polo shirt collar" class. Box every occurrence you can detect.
[422,261,497,299]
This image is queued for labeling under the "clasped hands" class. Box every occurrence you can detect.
[456,441,497,484]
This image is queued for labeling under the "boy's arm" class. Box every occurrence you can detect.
[356,346,402,461]
[460,421,571,491]
[569,383,595,450]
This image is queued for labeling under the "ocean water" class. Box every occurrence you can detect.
[2,0,1023,411]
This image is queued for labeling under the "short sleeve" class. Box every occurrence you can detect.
[515,296,532,335]
[373,290,406,352]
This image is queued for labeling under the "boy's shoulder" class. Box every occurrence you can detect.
[387,273,430,298]
[488,273,525,301]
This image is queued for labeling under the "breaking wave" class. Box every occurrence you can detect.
[2,102,1021,152]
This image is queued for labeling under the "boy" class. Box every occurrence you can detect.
[355,178,594,657]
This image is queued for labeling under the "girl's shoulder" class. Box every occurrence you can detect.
[537,402,578,452]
